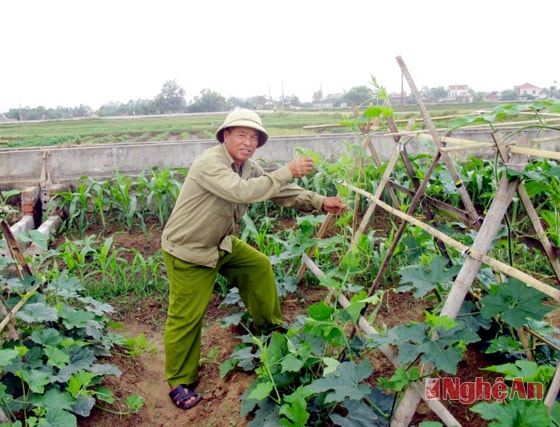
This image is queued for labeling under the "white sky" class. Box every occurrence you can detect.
[1,0,558,112]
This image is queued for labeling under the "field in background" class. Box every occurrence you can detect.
[0,103,504,149]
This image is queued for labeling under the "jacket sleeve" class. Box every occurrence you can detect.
[193,153,294,204]
[270,183,325,213]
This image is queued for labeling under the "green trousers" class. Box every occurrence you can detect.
[162,236,283,387]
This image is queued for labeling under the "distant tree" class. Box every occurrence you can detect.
[342,85,375,107]
[227,97,252,109]
[5,104,94,120]
[128,98,157,115]
[285,94,302,107]
[154,79,187,113]
[427,86,448,101]
[471,91,485,102]
[188,89,228,113]
[97,101,125,117]
[500,89,518,101]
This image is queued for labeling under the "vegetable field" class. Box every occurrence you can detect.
[1,75,560,425]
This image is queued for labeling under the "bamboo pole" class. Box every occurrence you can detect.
[302,254,463,427]
[349,143,400,249]
[492,130,560,281]
[0,302,18,341]
[396,56,481,227]
[344,182,560,301]
[544,363,560,410]
[0,285,40,334]
[510,146,560,161]
[393,135,535,425]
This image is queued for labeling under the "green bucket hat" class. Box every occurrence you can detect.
[215,109,269,147]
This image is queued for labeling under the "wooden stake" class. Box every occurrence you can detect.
[302,254,463,427]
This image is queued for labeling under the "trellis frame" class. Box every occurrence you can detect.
[297,56,560,426]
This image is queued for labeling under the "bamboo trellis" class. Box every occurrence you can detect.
[297,56,560,426]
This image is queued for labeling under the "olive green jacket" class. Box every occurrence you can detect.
[161,143,325,267]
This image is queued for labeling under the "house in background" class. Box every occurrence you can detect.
[484,91,500,102]
[448,84,469,98]
[514,82,542,98]
[440,84,473,103]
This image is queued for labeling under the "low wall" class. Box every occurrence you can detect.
[0,129,558,189]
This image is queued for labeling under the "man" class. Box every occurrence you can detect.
[161,109,345,410]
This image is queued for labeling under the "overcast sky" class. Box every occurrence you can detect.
[1,1,558,112]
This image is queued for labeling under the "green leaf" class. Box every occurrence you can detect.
[247,380,274,400]
[482,360,554,384]
[308,360,373,403]
[16,302,58,323]
[550,401,560,426]
[71,394,95,417]
[485,335,524,355]
[398,256,460,298]
[279,386,311,426]
[32,388,75,411]
[381,366,420,392]
[332,398,388,426]
[95,386,115,404]
[360,106,393,120]
[68,370,97,396]
[60,305,95,329]
[471,398,550,427]
[425,312,457,331]
[44,408,77,427]
[17,368,51,394]
[30,328,63,347]
[345,291,368,323]
[419,341,463,375]
[280,353,303,373]
[219,358,237,378]
[322,357,340,377]
[307,301,334,321]
[480,278,555,328]
[0,348,20,367]
[45,345,70,368]
[125,394,144,412]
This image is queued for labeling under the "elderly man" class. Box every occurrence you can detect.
[161,109,345,410]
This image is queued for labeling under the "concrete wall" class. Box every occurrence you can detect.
[0,130,558,189]
[1,134,363,189]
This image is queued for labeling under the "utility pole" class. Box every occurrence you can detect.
[281,80,285,110]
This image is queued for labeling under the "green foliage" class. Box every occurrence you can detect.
[4,96,559,425]
[222,301,393,426]
[482,360,554,385]
[33,235,167,300]
[447,104,523,132]
[397,255,461,298]
[480,278,556,330]
[471,398,554,427]
[0,274,144,424]
[371,313,480,375]
[51,167,186,236]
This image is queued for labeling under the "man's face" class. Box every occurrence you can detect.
[223,127,259,166]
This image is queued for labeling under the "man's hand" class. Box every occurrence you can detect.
[322,196,347,214]
[287,157,314,178]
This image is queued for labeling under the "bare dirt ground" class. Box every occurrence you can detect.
[74,215,496,427]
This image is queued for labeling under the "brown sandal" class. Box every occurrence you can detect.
[169,384,202,410]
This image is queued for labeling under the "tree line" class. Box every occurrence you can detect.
[2,80,386,121]
[4,78,551,121]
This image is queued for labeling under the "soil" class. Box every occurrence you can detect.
[65,211,499,427]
